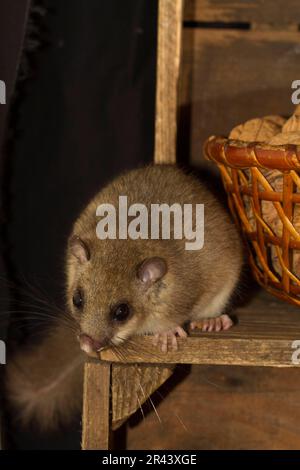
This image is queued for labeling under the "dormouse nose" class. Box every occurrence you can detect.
[78,333,106,355]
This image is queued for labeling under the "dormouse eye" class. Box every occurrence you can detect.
[73,289,84,309]
[112,303,130,322]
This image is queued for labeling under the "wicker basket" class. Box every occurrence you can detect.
[204,136,300,307]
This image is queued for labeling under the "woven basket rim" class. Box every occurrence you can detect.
[204,136,300,171]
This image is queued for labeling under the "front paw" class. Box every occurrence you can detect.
[153,326,187,353]
[190,314,233,332]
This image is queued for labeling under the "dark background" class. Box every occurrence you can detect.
[0,0,157,449]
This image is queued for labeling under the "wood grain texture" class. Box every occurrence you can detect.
[126,365,300,449]
[112,364,173,427]
[154,0,183,164]
[184,0,300,25]
[101,338,300,367]
[82,362,111,450]
[179,28,300,166]
[100,291,300,367]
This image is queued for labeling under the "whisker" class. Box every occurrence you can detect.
[0,309,76,329]
[139,381,162,424]
[108,342,158,423]
[0,276,67,317]
[136,394,145,421]
[154,389,188,432]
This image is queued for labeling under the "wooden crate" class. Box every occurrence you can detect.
[179,0,300,166]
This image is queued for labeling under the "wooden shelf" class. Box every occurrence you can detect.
[100,290,300,367]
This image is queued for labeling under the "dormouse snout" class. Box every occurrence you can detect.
[78,333,108,356]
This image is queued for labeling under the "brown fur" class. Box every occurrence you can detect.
[5,325,84,430]
[5,164,243,429]
[67,165,243,345]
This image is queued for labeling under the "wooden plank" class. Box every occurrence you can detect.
[154,0,183,164]
[126,365,300,449]
[112,364,173,427]
[101,337,300,367]
[100,291,300,367]
[82,362,111,450]
[184,0,300,25]
[178,29,300,166]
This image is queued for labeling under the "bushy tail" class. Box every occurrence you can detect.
[5,324,84,430]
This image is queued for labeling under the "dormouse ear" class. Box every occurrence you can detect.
[68,236,90,264]
[137,257,167,284]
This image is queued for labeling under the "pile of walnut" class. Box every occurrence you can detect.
[229,105,300,278]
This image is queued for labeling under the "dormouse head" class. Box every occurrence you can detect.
[66,235,169,356]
